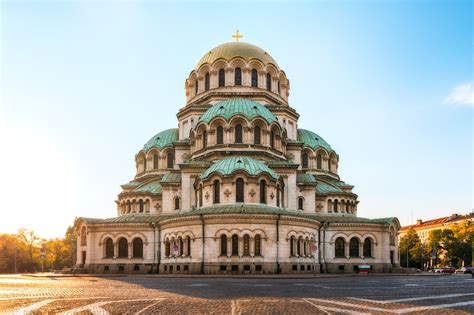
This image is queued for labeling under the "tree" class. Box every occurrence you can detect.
[17,228,41,272]
[399,228,427,268]
[427,222,474,268]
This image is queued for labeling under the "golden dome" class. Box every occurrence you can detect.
[195,42,279,70]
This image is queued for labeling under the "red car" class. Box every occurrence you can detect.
[441,267,456,273]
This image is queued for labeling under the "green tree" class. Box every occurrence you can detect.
[400,228,426,268]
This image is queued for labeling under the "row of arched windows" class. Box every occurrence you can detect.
[328,199,356,214]
[200,68,277,93]
[103,237,143,259]
[121,199,150,214]
[197,179,284,207]
[301,152,336,172]
[289,236,313,257]
[140,152,174,173]
[164,236,192,257]
[334,237,372,258]
[220,234,262,257]
[199,125,277,149]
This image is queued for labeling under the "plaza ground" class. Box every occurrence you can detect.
[0,274,473,314]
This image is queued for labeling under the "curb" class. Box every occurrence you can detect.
[22,273,455,279]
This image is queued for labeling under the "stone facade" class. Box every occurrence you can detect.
[75,41,400,274]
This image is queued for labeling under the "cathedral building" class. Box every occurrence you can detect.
[74,38,400,274]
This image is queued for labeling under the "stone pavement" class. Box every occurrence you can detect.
[0,274,472,314]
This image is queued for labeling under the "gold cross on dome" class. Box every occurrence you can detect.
[232,30,243,43]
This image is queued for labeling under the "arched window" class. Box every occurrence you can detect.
[255,234,261,256]
[216,126,224,144]
[254,125,261,144]
[297,237,302,256]
[266,73,272,91]
[259,180,266,204]
[235,124,243,143]
[251,69,258,87]
[235,67,242,86]
[165,240,170,257]
[276,185,280,207]
[327,200,332,213]
[127,201,131,213]
[204,73,210,91]
[316,154,322,169]
[179,237,184,256]
[243,234,250,256]
[118,238,128,258]
[220,235,227,256]
[236,178,244,203]
[302,152,309,168]
[231,234,239,256]
[270,130,275,149]
[335,237,345,258]
[132,238,143,258]
[80,227,86,246]
[389,228,395,246]
[298,197,304,210]
[281,187,285,207]
[186,236,191,256]
[167,153,174,169]
[363,238,372,257]
[199,184,203,207]
[350,237,359,257]
[218,69,225,87]
[105,238,114,258]
[346,202,350,213]
[213,180,220,204]
[139,199,144,213]
[153,154,159,169]
[195,80,198,94]
[202,130,207,148]
[174,197,180,210]
[334,199,338,213]
[290,236,295,256]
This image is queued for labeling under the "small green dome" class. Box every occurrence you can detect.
[201,156,279,180]
[297,129,333,152]
[199,98,277,124]
[143,128,178,151]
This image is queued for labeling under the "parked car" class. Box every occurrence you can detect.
[441,267,456,274]
[455,267,473,274]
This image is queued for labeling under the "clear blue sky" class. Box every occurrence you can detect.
[1,1,472,238]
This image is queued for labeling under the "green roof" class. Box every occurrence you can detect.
[297,129,333,152]
[201,156,279,180]
[133,180,162,195]
[199,99,277,124]
[297,173,318,185]
[315,181,343,194]
[121,181,141,188]
[161,172,181,184]
[78,205,395,226]
[143,128,178,151]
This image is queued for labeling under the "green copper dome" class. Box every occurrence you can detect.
[201,156,279,180]
[199,98,277,124]
[297,129,333,152]
[143,128,178,151]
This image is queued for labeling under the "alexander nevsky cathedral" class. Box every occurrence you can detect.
[75,35,400,274]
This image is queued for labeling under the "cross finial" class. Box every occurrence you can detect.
[232,29,243,43]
